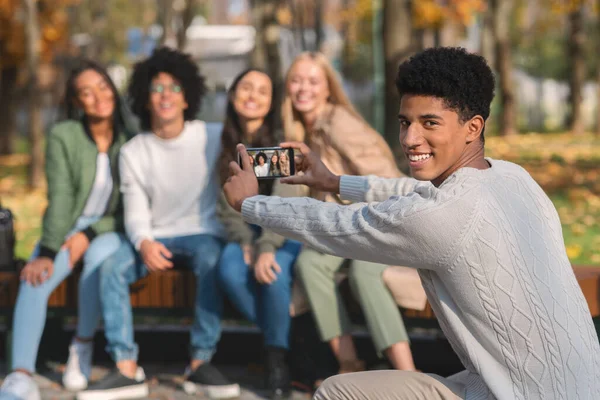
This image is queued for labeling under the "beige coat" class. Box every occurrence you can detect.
[305,104,402,203]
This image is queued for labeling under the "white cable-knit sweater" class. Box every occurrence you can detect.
[241,158,600,399]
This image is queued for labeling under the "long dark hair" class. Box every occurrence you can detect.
[219,68,278,184]
[269,150,280,172]
[63,59,128,135]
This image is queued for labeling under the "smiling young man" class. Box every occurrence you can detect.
[223,47,600,399]
[77,47,240,400]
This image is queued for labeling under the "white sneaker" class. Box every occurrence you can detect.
[62,340,93,391]
[0,372,41,400]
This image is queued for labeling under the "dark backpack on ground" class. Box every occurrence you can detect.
[0,202,15,270]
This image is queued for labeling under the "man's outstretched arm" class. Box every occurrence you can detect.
[339,175,426,204]
[240,186,478,272]
[224,143,478,271]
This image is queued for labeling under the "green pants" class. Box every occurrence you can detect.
[296,248,409,354]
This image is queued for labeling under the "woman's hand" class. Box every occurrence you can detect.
[61,232,90,267]
[242,244,254,266]
[20,257,54,286]
[254,252,281,285]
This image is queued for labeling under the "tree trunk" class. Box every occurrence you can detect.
[289,0,307,51]
[597,62,600,137]
[491,0,517,136]
[0,68,18,155]
[340,0,353,77]
[569,6,585,135]
[88,0,107,61]
[383,0,413,173]
[314,0,323,51]
[480,12,495,65]
[24,0,44,189]
[177,0,196,50]
[534,78,546,131]
[597,0,600,137]
[250,0,283,107]
[160,0,175,47]
[433,27,441,47]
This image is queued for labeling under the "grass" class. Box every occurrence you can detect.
[486,132,600,266]
[1,133,599,265]
[552,193,600,265]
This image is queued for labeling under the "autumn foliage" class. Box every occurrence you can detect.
[412,0,486,28]
[0,0,75,67]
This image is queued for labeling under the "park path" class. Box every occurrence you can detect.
[0,363,311,400]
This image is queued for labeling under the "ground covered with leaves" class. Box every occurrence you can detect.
[486,133,600,265]
[1,133,599,265]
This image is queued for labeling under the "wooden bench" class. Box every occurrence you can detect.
[1,265,599,320]
[0,265,598,366]
[1,265,599,318]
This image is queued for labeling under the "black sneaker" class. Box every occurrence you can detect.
[265,347,291,400]
[182,363,241,399]
[76,367,148,400]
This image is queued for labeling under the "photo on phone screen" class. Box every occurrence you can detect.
[238,147,295,179]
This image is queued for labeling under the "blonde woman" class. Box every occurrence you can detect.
[278,151,291,177]
[282,52,416,382]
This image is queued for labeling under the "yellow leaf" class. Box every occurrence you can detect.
[566,244,583,259]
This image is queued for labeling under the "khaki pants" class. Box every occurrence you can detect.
[296,248,409,353]
[314,370,465,400]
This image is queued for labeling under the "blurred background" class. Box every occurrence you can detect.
[0,0,599,266]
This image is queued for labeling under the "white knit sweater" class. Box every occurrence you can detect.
[242,158,600,399]
[120,120,224,249]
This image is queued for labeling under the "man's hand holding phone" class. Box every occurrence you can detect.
[279,141,340,194]
[140,239,173,272]
[224,142,340,212]
[224,144,260,212]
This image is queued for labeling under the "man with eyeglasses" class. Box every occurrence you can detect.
[78,47,240,400]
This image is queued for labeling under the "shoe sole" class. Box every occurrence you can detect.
[76,383,149,400]
[182,381,241,399]
[63,376,89,392]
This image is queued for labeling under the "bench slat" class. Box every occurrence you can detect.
[0,266,597,321]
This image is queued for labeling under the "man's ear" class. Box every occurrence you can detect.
[465,115,485,143]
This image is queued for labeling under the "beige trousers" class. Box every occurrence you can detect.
[296,248,409,354]
[314,370,466,400]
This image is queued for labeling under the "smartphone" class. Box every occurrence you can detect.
[238,147,295,179]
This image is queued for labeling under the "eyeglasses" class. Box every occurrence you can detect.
[150,83,183,94]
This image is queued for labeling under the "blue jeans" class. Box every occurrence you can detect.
[99,233,225,362]
[11,216,124,372]
[218,240,302,349]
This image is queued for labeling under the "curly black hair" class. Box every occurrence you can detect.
[395,47,495,140]
[128,46,206,131]
[255,152,268,165]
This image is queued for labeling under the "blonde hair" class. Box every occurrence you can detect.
[282,52,367,142]
[279,151,290,176]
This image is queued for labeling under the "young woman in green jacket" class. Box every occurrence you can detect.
[0,61,131,400]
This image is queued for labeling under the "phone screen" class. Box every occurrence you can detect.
[239,147,295,179]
